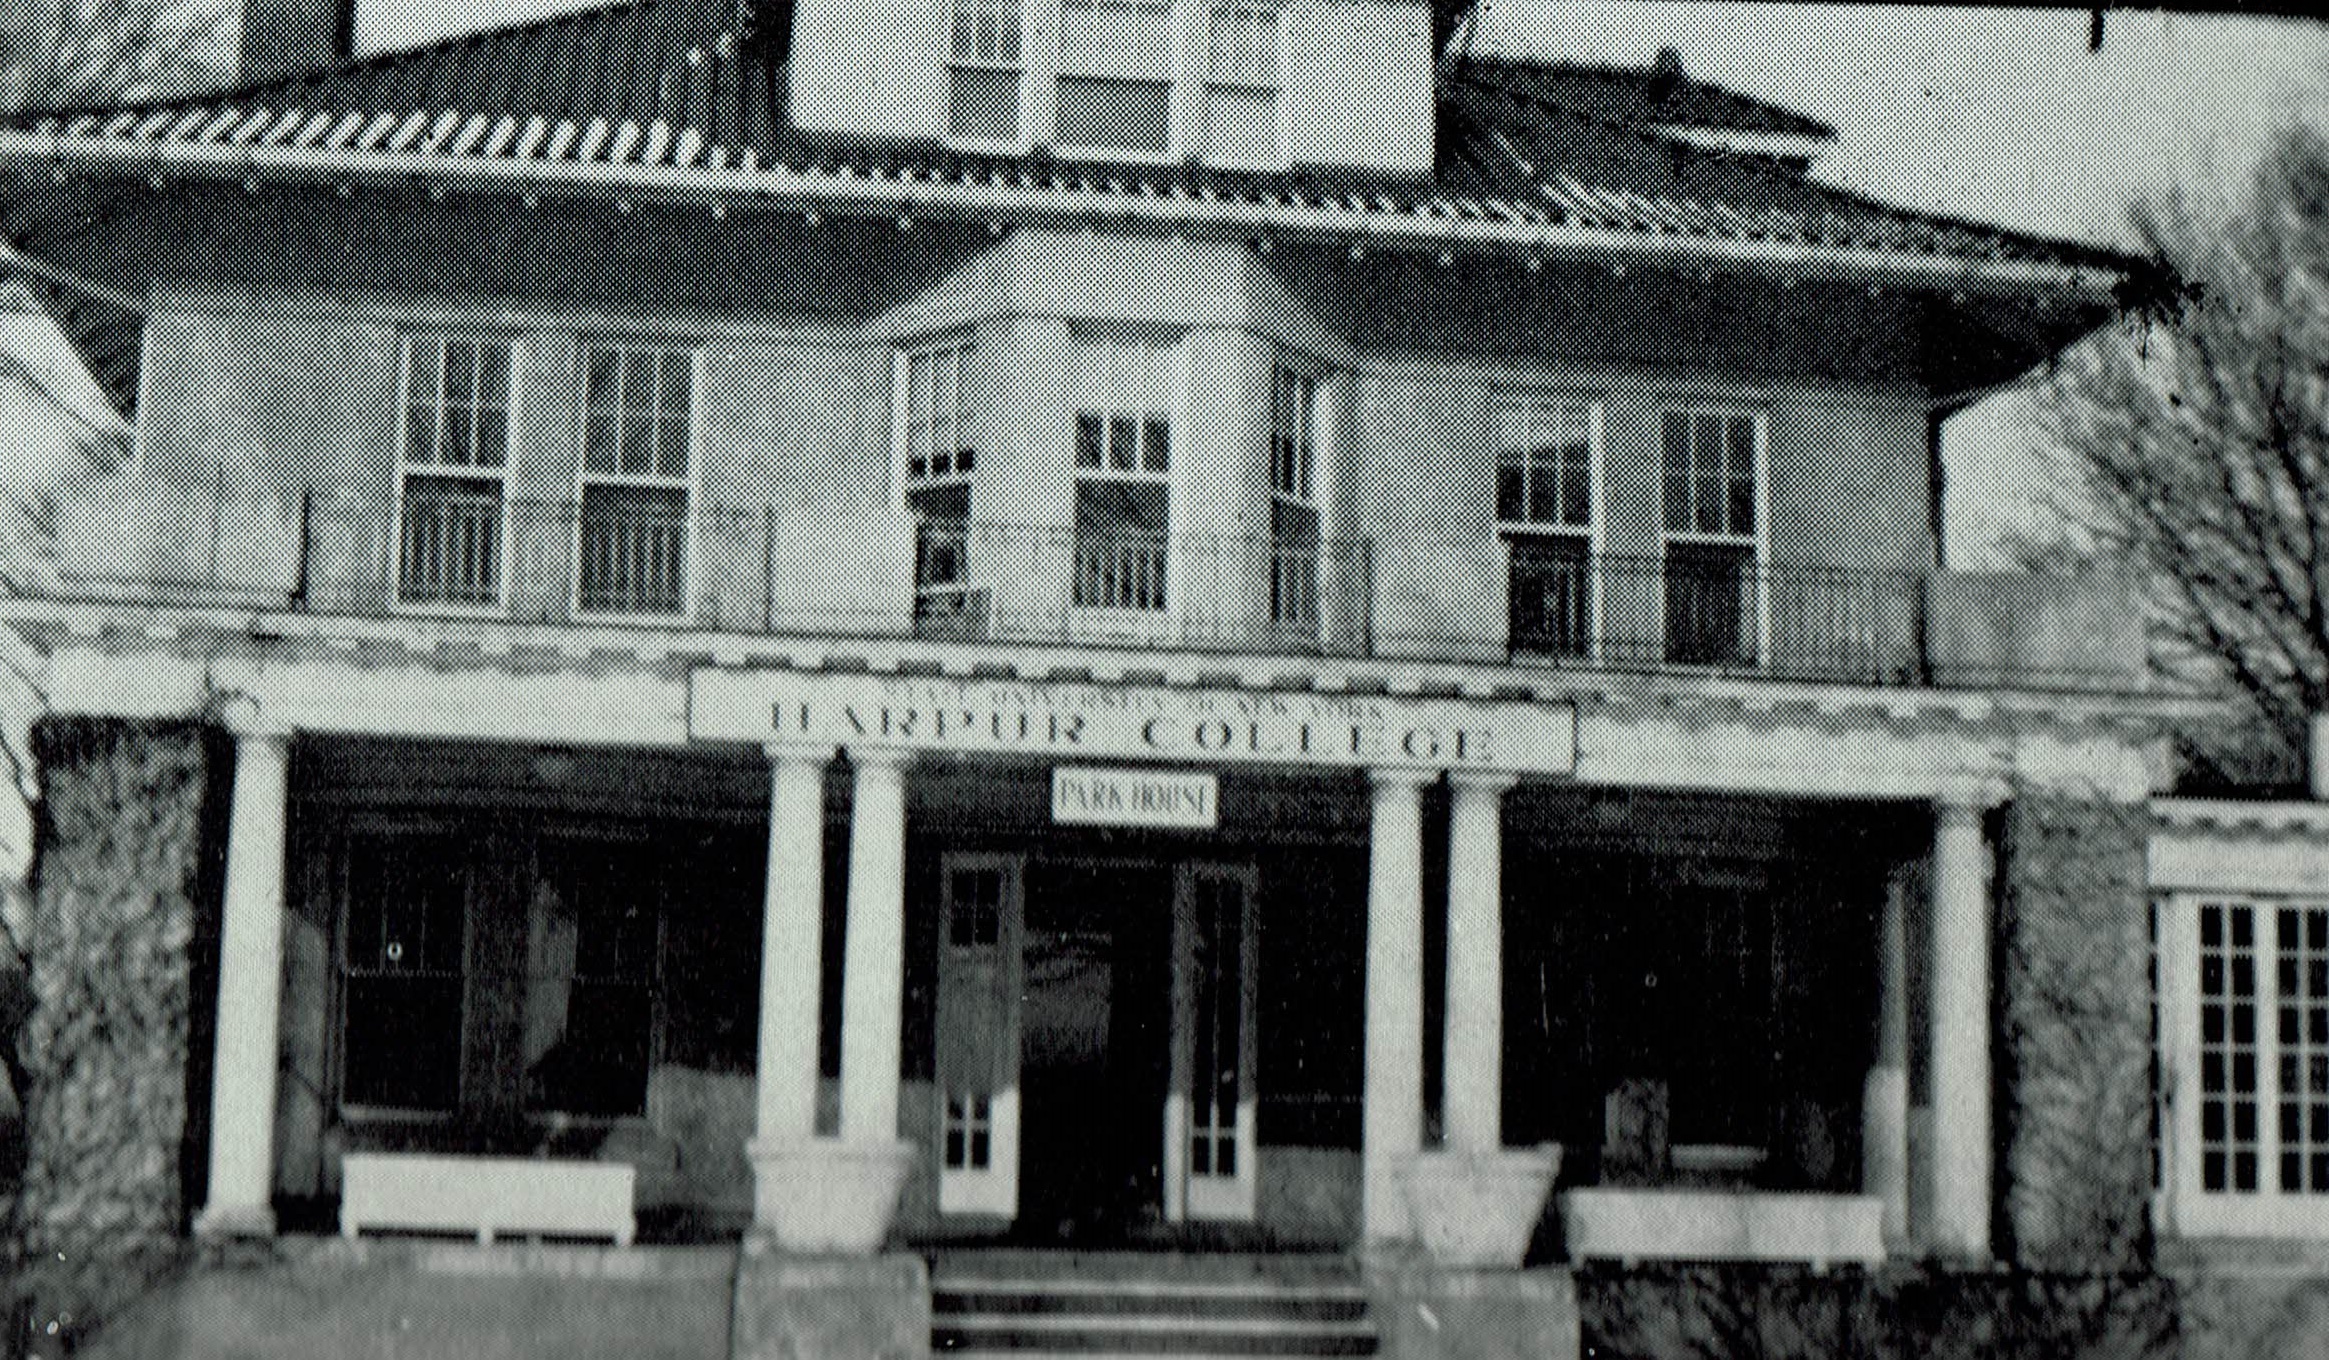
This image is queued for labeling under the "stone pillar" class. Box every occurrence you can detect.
[1444,771,1516,1154]
[1363,767,1431,1244]
[1863,870,1910,1247]
[839,749,909,1146]
[1927,794,1993,1258]
[750,747,830,1221]
[194,724,291,1238]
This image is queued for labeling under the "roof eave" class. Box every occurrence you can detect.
[0,129,2133,305]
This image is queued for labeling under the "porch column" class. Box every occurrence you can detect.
[194,723,291,1238]
[1363,766,1431,1244]
[1863,871,1910,1247]
[1444,771,1517,1153]
[752,747,830,1158]
[839,748,909,1146]
[1927,793,1993,1258]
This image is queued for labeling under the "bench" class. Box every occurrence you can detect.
[339,1152,637,1246]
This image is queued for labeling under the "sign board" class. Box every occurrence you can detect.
[689,670,1578,776]
[1053,767,1219,828]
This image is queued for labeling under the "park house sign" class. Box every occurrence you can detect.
[689,670,1578,775]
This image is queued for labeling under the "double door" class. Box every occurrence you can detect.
[933,853,1258,1229]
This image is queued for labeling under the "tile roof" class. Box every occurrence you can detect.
[3,0,2132,286]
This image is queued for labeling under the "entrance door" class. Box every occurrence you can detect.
[1167,863,1259,1223]
[935,853,1025,1217]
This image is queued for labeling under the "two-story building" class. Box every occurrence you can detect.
[0,1,2191,1356]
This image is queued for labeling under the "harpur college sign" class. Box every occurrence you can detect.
[689,670,1578,775]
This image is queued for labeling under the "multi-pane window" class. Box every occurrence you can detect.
[578,347,693,617]
[1203,0,1280,166]
[341,837,467,1111]
[949,0,1023,142]
[1074,409,1171,610]
[1660,409,1762,666]
[903,340,981,636]
[1499,395,1595,657]
[2161,893,2329,1239]
[1056,0,1174,156]
[1269,365,1320,630]
[527,843,662,1118]
[396,337,513,608]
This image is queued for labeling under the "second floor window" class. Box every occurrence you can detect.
[903,339,982,635]
[578,347,694,618]
[1075,408,1171,610]
[396,337,513,609]
[1498,394,1596,658]
[1661,409,1763,667]
[1203,0,1279,166]
[949,0,1023,143]
[1056,0,1174,157]
[1270,364,1320,629]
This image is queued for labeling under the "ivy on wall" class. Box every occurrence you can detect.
[1997,791,2154,1272]
[5,719,219,1353]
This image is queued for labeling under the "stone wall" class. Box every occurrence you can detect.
[7,719,221,1341]
[1996,793,2152,1271]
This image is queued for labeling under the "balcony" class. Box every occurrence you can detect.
[43,480,2147,693]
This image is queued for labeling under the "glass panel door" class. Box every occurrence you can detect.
[936,853,1025,1217]
[1167,862,1258,1222]
[2163,894,2329,1238]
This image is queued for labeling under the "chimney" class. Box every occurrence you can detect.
[236,0,356,86]
[2311,712,2329,802]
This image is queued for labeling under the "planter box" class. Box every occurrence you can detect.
[339,1152,636,1246]
[1560,1189,1884,1268]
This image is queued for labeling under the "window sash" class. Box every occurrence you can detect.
[401,337,513,473]
[1496,395,1592,529]
[905,342,976,484]
[1662,410,1758,539]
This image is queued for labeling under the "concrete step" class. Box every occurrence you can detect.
[931,1252,1376,1359]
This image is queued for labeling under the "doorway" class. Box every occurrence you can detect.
[931,852,1261,1241]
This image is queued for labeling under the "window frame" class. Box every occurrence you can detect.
[1656,405,1769,668]
[1199,0,1284,171]
[1496,392,1603,660]
[389,334,519,617]
[895,336,983,630]
[2157,891,2329,1240]
[1053,0,1178,162]
[946,0,1030,151]
[1268,361,1325,633]
[571,343,702,624]
[1071,405,1174,614]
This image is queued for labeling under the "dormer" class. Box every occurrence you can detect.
[786,0,1435,177]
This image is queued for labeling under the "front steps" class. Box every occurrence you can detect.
[931,1252,1378,1359]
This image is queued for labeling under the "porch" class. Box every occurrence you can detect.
[190,731,1996,1270]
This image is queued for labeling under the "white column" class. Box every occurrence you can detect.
[1444,771,1516,1154]
[839,748,909,1146]
[1363,766,1431,1244]
[1863,871,1910,1247]
[753,747,830,1156]
[194,725,291,1238]
[1927,794,1993,1258]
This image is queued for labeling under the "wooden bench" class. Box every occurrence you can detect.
[339,1152,637,1247]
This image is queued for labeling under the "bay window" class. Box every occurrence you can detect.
[395,337,513,609]
[578,346,694,619]
[1269,364,1320,631]
[1074,409,1171,610]
[1661,408,1763,667]
[1499,393,1597,657]
[902,338,982,636]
